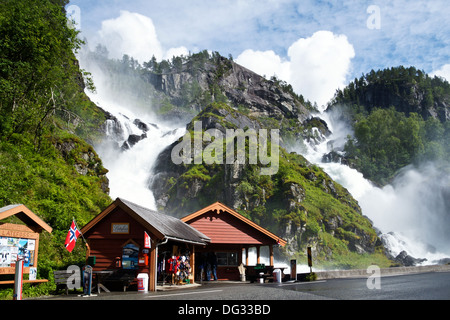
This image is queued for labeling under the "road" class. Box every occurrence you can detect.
[41,271,450,301]
[33,272,449,319]
[142,271,450,300]
[279,271,450,300]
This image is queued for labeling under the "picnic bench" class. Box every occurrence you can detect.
[53,270,79,295]
[245,264,287,283]
[100,270,136,292]
[246,264,274,283]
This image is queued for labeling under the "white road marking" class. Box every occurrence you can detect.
[146,289,223,298]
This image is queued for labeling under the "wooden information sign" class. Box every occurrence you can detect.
[0,204,52,275]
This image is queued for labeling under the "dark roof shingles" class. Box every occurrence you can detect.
[118,198,210,244]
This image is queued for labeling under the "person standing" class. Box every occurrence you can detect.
[207,252,218,281]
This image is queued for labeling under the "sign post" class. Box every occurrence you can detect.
[290,259,297,281]
[307,247,313,273]
[13,259,24,300]
[82,265,93,296]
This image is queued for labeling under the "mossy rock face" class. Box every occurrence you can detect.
[150,102,385,266]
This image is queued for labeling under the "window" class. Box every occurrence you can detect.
[216,252,238,266]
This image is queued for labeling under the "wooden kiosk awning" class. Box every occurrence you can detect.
[0,204,53,233]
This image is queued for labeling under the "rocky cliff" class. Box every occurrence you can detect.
[97,52,331,160]
[53,136,110,193]
[145,53,314,128]
[149,102,383,264]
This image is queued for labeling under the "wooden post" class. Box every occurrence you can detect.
[256,246,260,264]
[269,245,274,266]
[149,247,157,292]
[245,247,249,266]
[190,244,195,284]
[290,259,297,281]
[239,247,244,265]
[307,247,313,273]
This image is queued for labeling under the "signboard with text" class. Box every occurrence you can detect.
[0,224,40,274]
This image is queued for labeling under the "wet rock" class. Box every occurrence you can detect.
[395,250,427,266]
[121,133,147,151]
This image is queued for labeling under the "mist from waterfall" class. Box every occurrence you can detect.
[78,52,186,210]
[296,108,450,265]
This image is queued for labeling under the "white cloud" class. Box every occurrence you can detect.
[236,31,355,109]
[97,11,163,63]
[95,11,196,65]
[288,31,355,109]
[431,64,450,82]
[163,46,190,61]
[236,49,290,81]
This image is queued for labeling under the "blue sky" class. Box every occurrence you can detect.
[68,0,450,108]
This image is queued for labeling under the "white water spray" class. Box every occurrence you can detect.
[359,164,450,263]
[93,102,185,210]
[297,109,450,265]
[79,53,185,210]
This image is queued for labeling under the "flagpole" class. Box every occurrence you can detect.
[73,218,87,243]
[73,218,91,261]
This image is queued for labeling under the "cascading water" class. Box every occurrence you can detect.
[297,109,450,265]
[79,53,186,210]
[358,163,450,264]
[92,100,185,210]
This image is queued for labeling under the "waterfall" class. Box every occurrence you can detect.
[295,109,450,265]
[79,54,186,210]
[92,99,185,210]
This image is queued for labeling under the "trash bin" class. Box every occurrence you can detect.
[273,269,282,283]
[137,273,148,292]
[259,272,264,283]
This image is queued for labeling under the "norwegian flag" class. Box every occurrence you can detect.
[65,220,81,253]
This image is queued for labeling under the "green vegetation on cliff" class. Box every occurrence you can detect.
[0,0,105,145]
[329,66,450,185]
[344,107,450,185]
[0,0,111,298]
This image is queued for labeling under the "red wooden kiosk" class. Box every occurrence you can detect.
[182,202,287,281]
[80,198,210,292]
